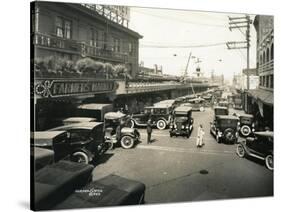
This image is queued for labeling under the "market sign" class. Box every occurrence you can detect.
[33,78,118,99]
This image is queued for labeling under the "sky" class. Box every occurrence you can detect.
[128,6,257,81]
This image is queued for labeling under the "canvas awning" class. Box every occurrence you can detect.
[247,89,273,106]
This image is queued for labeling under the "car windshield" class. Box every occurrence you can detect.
[215,109,228,115]
[218,119,238,128]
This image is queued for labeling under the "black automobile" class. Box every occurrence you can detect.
[169,106,193,138]
[238,113,255,137]
[210,115,239,144]
[32,160,145,210]
[236,131,273,170]
[31,131,71,162]
[104,112,140,149]
[130,105,172,130]
[187,97,206,112]
[31,147,54,171]
[48,122,109,164]
[213,106,229,117]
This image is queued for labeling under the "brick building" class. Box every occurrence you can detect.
[32,1,142,78]
[245,15,274,130]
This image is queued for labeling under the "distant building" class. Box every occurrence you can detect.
[244,15,273,130]
[32,1,142,77]
[234,69,259,90]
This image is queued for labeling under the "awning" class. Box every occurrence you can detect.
[246,89,273,106]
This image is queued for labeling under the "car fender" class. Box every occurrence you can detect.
[72,148,94,161]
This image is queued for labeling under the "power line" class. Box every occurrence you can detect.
[140,42,227,48]
[131,9,228,28]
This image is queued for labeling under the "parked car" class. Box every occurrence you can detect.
[61,117,96,125]
[218,100,229,108]
[233,95,243,110]
[48,122,109,164]
[32,160,145,210]
[76,103,114,121]
[130,105,172,130]
[213,106,229,117]
[210,115,239,144]
[236,131,273,170]
[31,131,70,162]
[187,97,206,112]
[238,113,255,137]
[31,147,54,171]
[104,112,140,149]
[169,106,193,138]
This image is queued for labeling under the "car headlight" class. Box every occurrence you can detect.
[181,125,185,129]
[218,131,222,137]
[252,128,255,132]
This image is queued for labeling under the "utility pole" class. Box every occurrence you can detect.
[227,15,252,90]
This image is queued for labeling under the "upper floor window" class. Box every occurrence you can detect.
[55,17,72,39]
[101,31,107,49]
[113,38,121,52]
[270,75,273,88]
[271,43,274,60]
[90,29,98,47]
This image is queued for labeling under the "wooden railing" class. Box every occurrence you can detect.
[33,32,127,62]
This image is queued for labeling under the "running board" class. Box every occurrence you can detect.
[247,152,265,160]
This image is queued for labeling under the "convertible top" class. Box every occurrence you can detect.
[77,103,112,110]
[216,115,239,120]
[174,106,192,113]
[49,122,103,131]
[104,112,126,120]
[62,117,96,123]
[239,113,254,118]
[32,131,67,140]
[214,106,228,110]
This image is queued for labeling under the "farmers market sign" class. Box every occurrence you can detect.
[34,79,118,98]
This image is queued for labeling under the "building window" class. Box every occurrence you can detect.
[90,29,98,47]
[263,51,266,64]
[271,43,274,60]
[101,31,107,49]
[266,48,270,63]
[128,42,132,55]
[55,17,72,39]
[259,76,262,86]
[262,76,266,87]
[259,54,263,65]
[266,76,269,88]
[113,38,121,52]
[270,75,273,88]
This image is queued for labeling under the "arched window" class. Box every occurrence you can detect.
[260,54,263,65]
[266,48,270,62]
[271,43,274,60]
[263,51,266,64]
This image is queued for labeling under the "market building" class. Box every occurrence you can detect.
[33,2,142,78]
[244,15,274,130]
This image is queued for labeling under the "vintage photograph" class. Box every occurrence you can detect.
[31,1,274,210]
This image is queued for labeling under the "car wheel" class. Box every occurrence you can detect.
[240,125,251,137]
[236,144,246,158]
[199,106,204,112]
[120,136,134,149]
[129,120,135,128]
[71,151,89,164]
[157,119,167,130]
[265,155,273,171]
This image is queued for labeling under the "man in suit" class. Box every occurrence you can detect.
[147,118,152,144]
